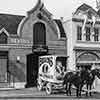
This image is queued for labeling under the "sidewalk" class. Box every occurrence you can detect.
[0,87,100,99]
[0,88,36,98]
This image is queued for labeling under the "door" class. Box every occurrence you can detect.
[26,53,47,88]
[26,53,39,87]
[0,51,8,82]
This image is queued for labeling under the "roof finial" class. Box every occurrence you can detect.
[36,0,42,9]
[27,0,43,14]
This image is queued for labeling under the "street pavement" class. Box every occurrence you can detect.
[0,87,100,100]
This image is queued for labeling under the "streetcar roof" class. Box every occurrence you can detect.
[39,55,68,58]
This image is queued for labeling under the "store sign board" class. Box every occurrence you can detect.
[32,45,48,53]
[9,38,32,44]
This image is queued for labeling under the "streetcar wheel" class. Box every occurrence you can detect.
[46,83,52,94]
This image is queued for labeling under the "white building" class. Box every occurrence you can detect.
[63,3,100,91]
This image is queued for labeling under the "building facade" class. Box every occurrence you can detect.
[63,3,100,90]
[0,0,67,88]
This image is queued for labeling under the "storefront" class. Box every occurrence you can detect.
[63,3,100,91]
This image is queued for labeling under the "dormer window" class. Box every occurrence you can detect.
[0,28,9,44]
[87,11,92,19]
[0,32,8,44]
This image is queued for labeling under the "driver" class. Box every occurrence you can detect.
[56,61,65,75]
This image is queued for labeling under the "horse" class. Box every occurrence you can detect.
[63,70,85,97]
[63,68,100,97]
[84,68,100,96]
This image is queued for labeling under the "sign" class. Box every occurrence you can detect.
[32,45,48,53]
[9,38,32,44]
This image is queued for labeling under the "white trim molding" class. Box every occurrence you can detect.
[10,82,26,88]
[0,28,9,36]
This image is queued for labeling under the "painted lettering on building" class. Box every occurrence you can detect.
[9,38,32,44]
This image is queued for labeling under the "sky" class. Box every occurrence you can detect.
[0,0,97,20]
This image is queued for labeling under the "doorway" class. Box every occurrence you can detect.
[26,52,47,88]
[0,51,8,82]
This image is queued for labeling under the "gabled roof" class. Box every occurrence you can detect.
[0,13,25,35]
[77,3,92,11]
[54,19,66,38]
[74,3,97,15]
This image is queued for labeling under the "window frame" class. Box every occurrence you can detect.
[85,27,91,41]
[94,28,99,42]
[77,26,82,41]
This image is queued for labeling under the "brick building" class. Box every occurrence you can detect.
[0,0,67,88]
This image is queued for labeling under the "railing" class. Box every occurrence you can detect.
[0,72,15,88]
[0,74,7,82]
[7,71,16,88]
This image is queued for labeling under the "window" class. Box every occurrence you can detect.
[33,22,46,46]
[42,64,48,73]
[77,26,82,40]
[85,27,91,41]
[87,12,92,19]
[94,28,99,41]
[0,32,8,44]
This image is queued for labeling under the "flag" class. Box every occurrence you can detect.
[92,16,96,28]
[91,16,96,35]
[82,14,87,35]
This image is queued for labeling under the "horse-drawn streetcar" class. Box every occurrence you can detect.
[37,55,67,94]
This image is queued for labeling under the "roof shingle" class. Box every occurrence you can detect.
[0,13,25,35]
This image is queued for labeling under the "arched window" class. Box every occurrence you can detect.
[77,52,99,62]
[33,22,46,46]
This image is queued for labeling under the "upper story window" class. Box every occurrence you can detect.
[85,27,91,41]
[77,26,82,40]
[94,28,99,41]
[87,12,92,19]
[33,22,46,46]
